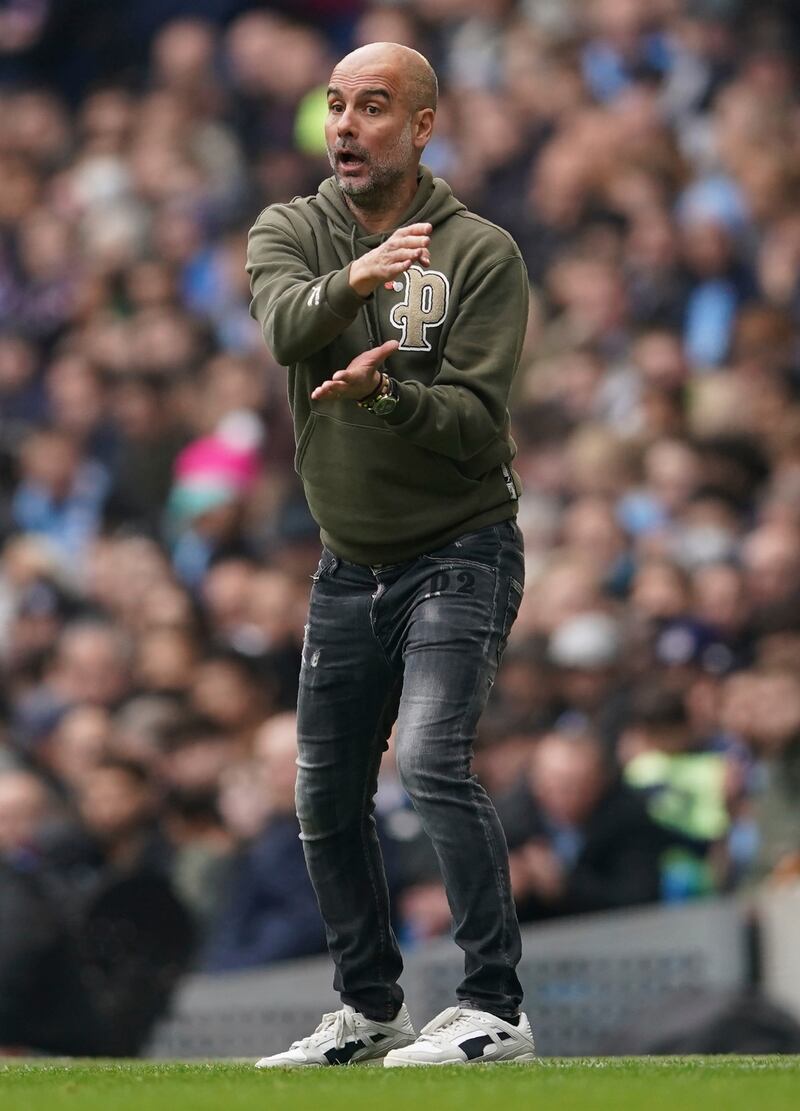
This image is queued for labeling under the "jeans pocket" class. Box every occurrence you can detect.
[310,548,338,583]
[497,576,524,666]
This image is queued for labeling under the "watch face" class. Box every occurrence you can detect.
[372,392,398,416]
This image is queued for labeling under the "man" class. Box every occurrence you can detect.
[498,730,663,921]
[0,770,102,1054]
[620,681,731,898]
[247,42,533,1067]
[203,713,326,971]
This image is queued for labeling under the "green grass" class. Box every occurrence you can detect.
[2,1058,800,1111]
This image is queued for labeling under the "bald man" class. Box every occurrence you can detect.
[249,43,533,1067]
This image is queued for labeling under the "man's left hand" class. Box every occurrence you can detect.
[311,340,399,402]
[518,842,565,903]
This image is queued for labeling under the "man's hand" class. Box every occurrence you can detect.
[509,841,565,903]
[520,843,566,903]
[349,223,432,298]
[311,339,399,402]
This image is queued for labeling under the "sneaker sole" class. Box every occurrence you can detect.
[256,1059,327,1068]
[384,1052,537,1068]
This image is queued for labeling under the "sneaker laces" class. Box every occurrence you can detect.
[291,1008,360,1051]
[417,1006,480,1045]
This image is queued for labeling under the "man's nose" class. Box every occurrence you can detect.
[337,107,357,137]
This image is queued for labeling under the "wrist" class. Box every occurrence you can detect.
[356,369,383,404]
[358,373,400,415]
[348,259,377,298]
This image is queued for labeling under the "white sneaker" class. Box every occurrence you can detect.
[255,1003,416,1068]
[383,1005,535,1067]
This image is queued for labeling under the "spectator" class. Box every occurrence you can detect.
[0,769,104,1055]
[203,712,326,971]
[159,713,243,796]
[620,682,731,897]
[0,767,59,863]
[104,372,188,537]
[547,611,630,753]
[11,426,109,574]
[75,758,167,877]
[498,729,663,920]
[162,786,235,934]
[727,670,800,885]
[38,703,113,798]
[49,619,133,709]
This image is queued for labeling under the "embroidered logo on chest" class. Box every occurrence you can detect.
[389,264,450,351]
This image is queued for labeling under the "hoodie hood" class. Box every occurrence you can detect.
[315,164,465,254]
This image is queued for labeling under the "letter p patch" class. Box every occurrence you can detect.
[389,265,450,351]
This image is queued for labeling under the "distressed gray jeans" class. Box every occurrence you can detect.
[295,519,526,1021]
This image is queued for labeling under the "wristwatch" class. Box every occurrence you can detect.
[357,371,400,416]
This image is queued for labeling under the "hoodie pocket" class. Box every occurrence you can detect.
[300,412,494,559]
[294,413,319,475]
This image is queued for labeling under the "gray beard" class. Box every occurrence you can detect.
[335,164,406,211]
[327,126,414,212]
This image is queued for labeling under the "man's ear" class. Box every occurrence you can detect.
[413,108,435,150]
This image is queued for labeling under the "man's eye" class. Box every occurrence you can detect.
[366,105,380,115]
[329,104,343,113]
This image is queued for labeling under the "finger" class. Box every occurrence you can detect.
[311,381,347,400]
[384,257,417,276]
[385,245,431,265]
[396,223,432,237]
[365,339,399,361]
[352,340,398,369]
[388,235,431,249]
[311,386,344,399]
[385,250,420,265]
[386,241,430,258]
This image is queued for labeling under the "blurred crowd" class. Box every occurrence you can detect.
[3,0,800,1053]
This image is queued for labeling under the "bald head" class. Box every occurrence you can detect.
[331,42,437,114]
[325,42,437,211]
[530,732,608,826]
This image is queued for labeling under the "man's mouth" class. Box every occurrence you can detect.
[336,150,367,170]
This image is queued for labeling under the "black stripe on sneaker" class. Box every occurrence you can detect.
[323,1040,365,1065]
[458,1034,495,1061]
[497,1031,512,1041]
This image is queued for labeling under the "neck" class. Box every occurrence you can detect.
[343,171,420,235]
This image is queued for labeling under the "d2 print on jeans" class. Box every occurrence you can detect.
[389,264,450,351]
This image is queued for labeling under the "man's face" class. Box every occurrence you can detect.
[56,627,130,706]
[79,768,154,840]
[0,773,50,853]
[530,738,606,827]
[325,63,416,201]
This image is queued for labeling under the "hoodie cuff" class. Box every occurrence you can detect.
[327,266,370,320]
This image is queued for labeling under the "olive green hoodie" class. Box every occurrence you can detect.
[246,165,529,565]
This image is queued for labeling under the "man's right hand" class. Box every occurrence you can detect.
[349,223,432,298]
